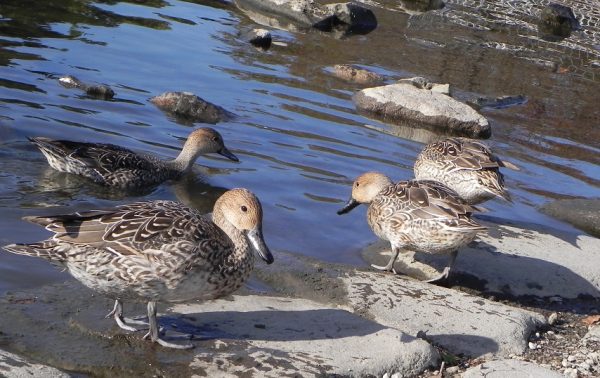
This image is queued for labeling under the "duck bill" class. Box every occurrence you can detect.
[246,227,274,264]
[218,146,239,162]
[337,198,360,215]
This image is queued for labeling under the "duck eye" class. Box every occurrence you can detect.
[355,182,360,187]
[241,205,248,212]
[212,136,219,142]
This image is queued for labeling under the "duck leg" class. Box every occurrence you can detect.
[105,299,146,332]
[424,250,458,285]
[142,301,194,349]
[371,247,400,274]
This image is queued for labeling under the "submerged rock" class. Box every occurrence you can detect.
[540,198,600,238]
[468,95,527,110]
[58,75,115,99]
[353,82,490,138]
[150,91,231,124]
[331,64,384,85]
[538,3,580,37]
[234,0,377,36]
[398,0,445,13]
[241,28,272,49]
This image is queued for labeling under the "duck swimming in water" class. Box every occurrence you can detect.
[29,127,239,190]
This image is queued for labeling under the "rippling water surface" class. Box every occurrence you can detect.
[0,0,598,292]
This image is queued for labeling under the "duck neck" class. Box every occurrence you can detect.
[170,142,202,172]
[211,207,254,267]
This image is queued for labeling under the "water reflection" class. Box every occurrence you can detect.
[0,0,598,294]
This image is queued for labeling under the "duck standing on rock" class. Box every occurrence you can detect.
[29,127,239,190]
[337,172,486,284]
[3,188,274,349]
[414,137,515,205]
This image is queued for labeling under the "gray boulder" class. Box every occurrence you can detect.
[540,198,600,238]
[234,0,377,35]
[353,82,491,138]
[150,91,231,124]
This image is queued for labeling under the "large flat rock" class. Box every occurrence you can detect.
[353,83,491,138]
[255,252,546,358]
[462,359,563,378]
[362,220,600,300]
[0,281,437,377]
[0,349,70,378]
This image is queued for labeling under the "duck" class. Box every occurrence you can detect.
[3,188,274,349]
[414,137,515,205]
[29,127,239,190]
[337,172,485,284]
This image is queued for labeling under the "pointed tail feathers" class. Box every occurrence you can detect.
[3,241,66,261]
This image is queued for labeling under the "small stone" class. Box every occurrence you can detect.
[547,330,555,335]
[383,374,389,378]
[529,342,538,350]
[568,355,577,362]
[580,362,590,371]
[509,353,516,359]
[446,366,459,374]
[562,359,569,367]
[391,373,401,378]
[242,28,272,49]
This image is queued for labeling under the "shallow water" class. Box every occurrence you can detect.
[0,0,598,293]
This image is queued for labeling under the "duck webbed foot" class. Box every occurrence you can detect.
[106,299,146,332]
[371,248,401,274]
[143,301,194,349]
[423,250,458,285]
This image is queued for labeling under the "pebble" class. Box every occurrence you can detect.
[580,362,590,371]
[391,373,401,378]
[568,355,577,362]
[446,366,459,374]
[529,342,538,350]
[548,312,559,325]
[563,359,570,367]
[383,374,389,378]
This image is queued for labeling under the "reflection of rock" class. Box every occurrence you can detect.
[240,27,272,49]
[150,91,231,124]
[363,122,444,145]
[234,0,377,36]
[538,3,580,38]
[331,64,384,85]
[354,82,491,138]
[463,359,563,378]
[398,0,445,13]
[468,95,527,110]
[58,75,115,99]
[540,199,600,238]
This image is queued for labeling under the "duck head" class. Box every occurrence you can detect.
[337,172,392,215]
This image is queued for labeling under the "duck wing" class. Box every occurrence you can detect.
[423,137,504,172]
[375,180,485,230]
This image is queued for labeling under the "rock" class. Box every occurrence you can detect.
[0,281,438,377]
[398,0,445,13]
[353,83,490,138]
[463,359,562,377]
[362,220,600,299]
[234,0,377,36]
[583,324,600,342]
[344,271,545,358]
[548,312,558,325]
[150,91,231,124]
[332,64,384,85]
[468,95,527,110]
[241,28,272,49]
[528,342,537,350]
[540,199,600,238]
[255,252,546,358]
[0,349,70,378]
[538,3,580,37]
[397,76,451,96]
[445,365,460,374]
[58,75,115,99]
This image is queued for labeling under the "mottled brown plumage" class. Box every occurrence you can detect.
[29,127,238,190]
[3,189,273,349]
[414,137,514,205]
[338,172,485,283]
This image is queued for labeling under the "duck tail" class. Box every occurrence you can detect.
[2,241,65,261]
